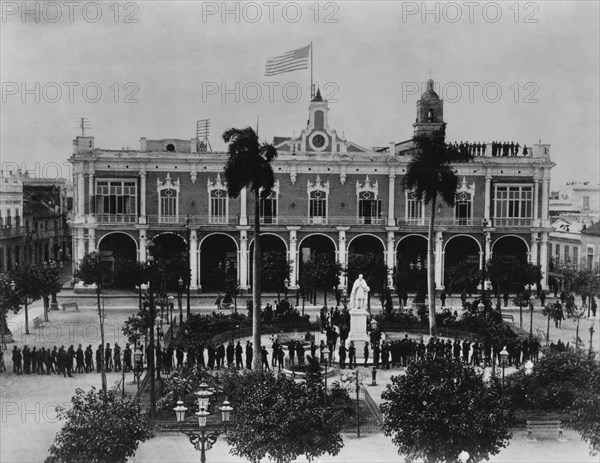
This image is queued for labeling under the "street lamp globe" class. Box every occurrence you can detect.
[478,301,485,312]
[499,346,509,366]
[178,276,184,288]
[173,400,188,422]
[195,383,214,411]
[10,280,16,291]
[219,400,233,422]
[524,360,534,375]
[458,450,470,463]
[322,346,330,360]
[196,407,210,429]
[134,348,143,365]
[370,318,378,331]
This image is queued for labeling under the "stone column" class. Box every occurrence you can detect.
[530,232,539,265]
[87,228,96,253]
[387,173,396,226]
[189,229,198,290]
[139,171,147,224]
[386,230,395,288]
[434,231,444,289]
[76,228,85,261]
[239,228,249,290]
[88,171,94,216]
[533,178,540,227]
[139,229,147,262]
[540,232,549,289]
[484,174,492,225]
[288,227,300,288]
[77,173,85,217]
[337,227,349,290]
[240,187,248,226]
[541,177,550,226]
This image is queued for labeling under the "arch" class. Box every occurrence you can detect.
[443,234,482,253]
[395,235,428,293]
[97,231,139,251]
[199,233,238,292]
[97,232,137,288]
[492,234,530,254]
[249,234,289,292]
[298,233,337,252]
[347,233,386,253]
[198,232,239,252]
[443,235,482,293]
[148,233,188,291]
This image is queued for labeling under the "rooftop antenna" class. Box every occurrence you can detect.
[77,117,91,137]
[196,119,212,152]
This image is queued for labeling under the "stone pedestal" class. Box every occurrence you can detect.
[348,309,370,344]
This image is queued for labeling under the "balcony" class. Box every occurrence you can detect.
[96,214,138,224]
[493,218,532,227]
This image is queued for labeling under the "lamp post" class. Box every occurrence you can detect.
[168,295,174,325]
[481,219,488,304]
[2,280,17,351]
[141,283,156,416]
[589,325,595,355]
[185,215,191,321]
[173,384,233,463]
[178,277,184,324]
[133,347,143,389]
[499,346,509,392]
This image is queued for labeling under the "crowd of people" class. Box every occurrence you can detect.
[449,141,530,157]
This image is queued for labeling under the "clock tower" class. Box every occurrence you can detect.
[413,78,446,138]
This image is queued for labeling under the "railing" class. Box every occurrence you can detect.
[493,218,532,227]
[96,214,138,223]
[0,226,26,237]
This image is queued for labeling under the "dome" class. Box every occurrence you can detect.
[420,78,440,100]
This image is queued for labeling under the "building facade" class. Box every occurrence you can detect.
[0,170,72,272]
[69,79,555,294]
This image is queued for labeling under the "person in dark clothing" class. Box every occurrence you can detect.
[245,341,253,369]
[381,342,390,370]
[207,344,216,370]
[453,339,461,361]
[338,342,347,369]
[113,344,121,372]
[440,291,446,307]
[217,344,225,369]
[373,342,380,368]
[31,347,39,374]
[105,344,112,372]
[226,342,235,367]
[310,340,317,360]
[23,346,30,374]
[539,291,546,307]
[176,346,184,369]
[503,292,510,307]
[261,346,270,370]
[462,339,471,364]
[363,342,369,366]
[235,341,243,369]
[277,346,285,371]
[122,344,131,373]
[287,341,295,365]
[348,341,356,369]
[297,343,305,365]
[12,346,22,374]
[75,344,85,373]
[96,345,102,373]
[460,292,467,307]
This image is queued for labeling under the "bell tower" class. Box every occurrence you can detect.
[413,78,446,137]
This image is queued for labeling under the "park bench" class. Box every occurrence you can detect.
[526,420,564,441]
[501,314,514,323]
[62,302,79,312]
[33,316,43,329]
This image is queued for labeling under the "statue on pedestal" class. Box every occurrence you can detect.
[350,274,370,311]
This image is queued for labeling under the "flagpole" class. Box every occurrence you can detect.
[310,42,314,99]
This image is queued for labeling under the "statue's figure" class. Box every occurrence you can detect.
[350,274,370,311]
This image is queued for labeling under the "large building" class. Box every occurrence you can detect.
[0,170,72,272]
[69,79,555,295]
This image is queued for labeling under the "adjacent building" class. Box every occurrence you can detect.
[68,79,555,294]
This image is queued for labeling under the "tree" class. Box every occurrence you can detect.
[567,366,600,455]
[347,252,388,309]
[225,372,349,463]
[261,251,292,298]
[39,261,63,322]
[444,258,480,295]
[75,252,111,393]
[46,387,154,463]
[0,273,20,349]
[487,254,520,312]
[223,126,277,370]
[10,264,43,335]
[224,264,240,312]
[403,130,472,336]
[311,252,343,307]
[381,358,513,463]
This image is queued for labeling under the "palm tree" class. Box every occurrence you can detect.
[223,126,277,370]
[403,129,471,336]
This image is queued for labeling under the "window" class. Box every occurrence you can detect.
[260,191,278,224]
[555,244,561,266]
[583,196,590,210]
[309,190,327,224]
[358,191,382,224]
[454,191,472,225]
[6,210,11,228]
[210,189,227,224]
[587,246,595,270]
[573,247,579,268]
[160,189,178,223]
[564,246,570,265]
[406,191,424,224]
[95,180,138,222]
[494,185,533,226]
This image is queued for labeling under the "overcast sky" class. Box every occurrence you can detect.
[1,1,598,189]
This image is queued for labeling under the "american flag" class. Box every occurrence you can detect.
[264,45,311,76]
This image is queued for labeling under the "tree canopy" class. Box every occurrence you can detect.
[225,372,349,463]
[381,358,513,463]
[47,388,154,463]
